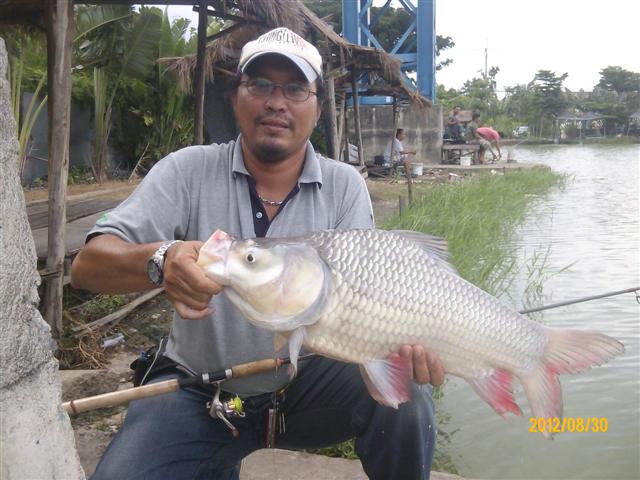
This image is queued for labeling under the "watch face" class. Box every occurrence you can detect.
[147,258,162,285]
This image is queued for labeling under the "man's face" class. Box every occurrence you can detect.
[453,106,461,114]
[397,131,406,141]
[232,55,321,164]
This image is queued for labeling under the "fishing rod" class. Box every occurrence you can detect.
[519,286,640,314]
[63,354,314,417]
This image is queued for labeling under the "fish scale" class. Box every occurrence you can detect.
[305,229,543,376]
[198,228,625,436]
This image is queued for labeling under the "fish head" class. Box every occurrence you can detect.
[197,230,329,331]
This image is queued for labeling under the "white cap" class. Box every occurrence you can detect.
[238,28,322,83]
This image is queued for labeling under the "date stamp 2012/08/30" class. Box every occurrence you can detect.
[529,417,609,434]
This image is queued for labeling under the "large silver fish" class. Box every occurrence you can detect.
[197,229,624,437]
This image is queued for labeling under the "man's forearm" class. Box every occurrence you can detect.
[70,234,162,294]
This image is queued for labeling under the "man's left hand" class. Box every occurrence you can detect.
[399,344,445,386]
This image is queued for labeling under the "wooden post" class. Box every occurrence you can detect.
[390,98,398,176]
[193,0,208,145]
[350,70,364,167]
[325,61,339,160]
[43,0,74,338]
[336,91,346,162]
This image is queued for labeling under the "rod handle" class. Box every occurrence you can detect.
[63,378,180,415]
[231,358,284,379]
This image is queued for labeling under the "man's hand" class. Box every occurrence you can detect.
[163,241,222,320]
[398,344,445,387]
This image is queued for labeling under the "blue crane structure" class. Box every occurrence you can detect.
[341,0,436,103]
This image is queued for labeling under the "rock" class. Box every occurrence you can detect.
[0,37,84,480]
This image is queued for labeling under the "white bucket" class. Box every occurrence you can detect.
[411,162,424,176]
[460,156,471,167]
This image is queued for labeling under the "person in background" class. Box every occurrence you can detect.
[383,128,416,173]
[445,105,464,143]
[466,112,491,164]
[71,27,443,480]
[476,126,502,161]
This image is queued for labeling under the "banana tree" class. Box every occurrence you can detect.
[75,5,162,182]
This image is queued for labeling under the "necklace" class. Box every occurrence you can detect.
[257,193,284,207]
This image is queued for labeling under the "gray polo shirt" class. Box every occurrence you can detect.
[88,136,374,395]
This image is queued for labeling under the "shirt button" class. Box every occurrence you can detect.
[256,212,263,219]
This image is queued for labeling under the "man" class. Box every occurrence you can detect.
[466,112,491,164]
[71,27,443,480]
[477,126,502,161]
[445,105,464,143]
[383,128,416,173]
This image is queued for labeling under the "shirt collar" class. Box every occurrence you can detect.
[232,134,323,188]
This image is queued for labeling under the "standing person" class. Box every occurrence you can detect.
[446,105,464,142]
[383,128,417,173]
[466,112,491,164]
[71,27,443,480]
[477,127,502,161]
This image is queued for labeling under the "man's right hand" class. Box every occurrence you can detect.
[163,241,222,320]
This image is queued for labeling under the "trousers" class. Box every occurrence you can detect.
[91,356,437,480]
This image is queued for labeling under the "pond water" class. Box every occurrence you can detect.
[440,144,640,480]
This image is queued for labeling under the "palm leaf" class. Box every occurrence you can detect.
[74,5,133,43]
[117,8,162,81]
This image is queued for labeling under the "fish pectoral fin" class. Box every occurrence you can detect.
[285,327,306,379]
[466,369,522,418]
[359,357,413,409]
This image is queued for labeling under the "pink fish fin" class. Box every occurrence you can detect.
[465,369,522,418]
[521,328,624,440]
[285,327,306,379]
[359,356,413,409]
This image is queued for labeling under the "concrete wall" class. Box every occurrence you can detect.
[347,103,443,165]
[0,39,85,480]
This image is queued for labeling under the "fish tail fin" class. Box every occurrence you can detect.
[521,329,624,439]
[466,369,523,417]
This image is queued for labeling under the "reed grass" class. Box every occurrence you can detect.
[383,169,565,296]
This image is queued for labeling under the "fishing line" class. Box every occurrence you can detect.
[519,286,640,314]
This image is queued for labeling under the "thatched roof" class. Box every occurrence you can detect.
[164,0,429,107]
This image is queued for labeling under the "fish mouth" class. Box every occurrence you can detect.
[197,229,233,285]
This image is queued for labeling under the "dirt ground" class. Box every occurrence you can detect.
[59,169,457,476]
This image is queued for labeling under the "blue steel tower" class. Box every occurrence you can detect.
[342,0,436,102]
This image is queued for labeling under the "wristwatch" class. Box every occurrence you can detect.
[147,240,183,286]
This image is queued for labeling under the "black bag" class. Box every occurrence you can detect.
[130,337,180,387]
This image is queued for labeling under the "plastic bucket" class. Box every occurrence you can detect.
[411,162,424,176]
[460,156,471,167]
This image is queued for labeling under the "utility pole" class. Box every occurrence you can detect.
[484,38,488,79]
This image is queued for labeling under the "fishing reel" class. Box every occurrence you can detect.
[206,383,245,437]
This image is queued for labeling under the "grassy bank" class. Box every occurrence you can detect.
[383,169,565,295]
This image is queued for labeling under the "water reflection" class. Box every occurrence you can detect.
[442,144,640,480]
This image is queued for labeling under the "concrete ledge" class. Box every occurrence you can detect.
[240,449,466,480]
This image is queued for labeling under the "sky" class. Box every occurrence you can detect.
[156,0,640,94]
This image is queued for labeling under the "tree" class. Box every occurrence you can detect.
[528,70,569,137]
[581,66,640,133]
[75,5,162,182]
[597,66,640,94]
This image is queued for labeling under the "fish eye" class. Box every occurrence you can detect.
[246,253,255,263]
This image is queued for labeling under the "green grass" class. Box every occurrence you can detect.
[383,169,565,295]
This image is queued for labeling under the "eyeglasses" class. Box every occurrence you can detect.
[240,78,317,102]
